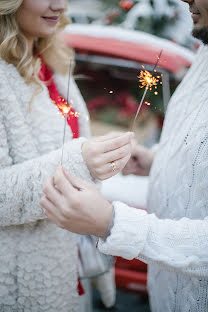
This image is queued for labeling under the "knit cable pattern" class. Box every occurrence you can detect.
[99,45,208,312]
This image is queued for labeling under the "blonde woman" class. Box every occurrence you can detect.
[0,0,134,310]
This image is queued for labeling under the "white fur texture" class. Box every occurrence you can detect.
[0,57,92,311]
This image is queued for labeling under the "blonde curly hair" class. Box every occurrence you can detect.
[0,0,73,89]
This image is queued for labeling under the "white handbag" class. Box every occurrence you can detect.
[78,235,114,279]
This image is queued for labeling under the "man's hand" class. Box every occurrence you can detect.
[122,142,154,176]
[40,167,113,238]
[82,132,134,180]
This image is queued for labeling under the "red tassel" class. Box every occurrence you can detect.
[78,279,85,296]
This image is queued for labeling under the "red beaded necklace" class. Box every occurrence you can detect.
[39,60,80,139]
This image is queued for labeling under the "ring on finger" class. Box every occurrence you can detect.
[110,161,117,172]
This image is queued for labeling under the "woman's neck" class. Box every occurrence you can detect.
[27,38,35,56]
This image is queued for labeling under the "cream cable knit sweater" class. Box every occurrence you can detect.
[0,58,92,311]
[99,45,208,312]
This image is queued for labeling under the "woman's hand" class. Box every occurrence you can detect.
[40,167,113,238]
[122,142,154,176]
[82,132,134,180]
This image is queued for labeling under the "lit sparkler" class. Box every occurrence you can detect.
[130,50,163,131]
[60,60,73,165]
[138,70,160,91]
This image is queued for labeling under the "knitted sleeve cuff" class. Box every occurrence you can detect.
[98,201,149,260]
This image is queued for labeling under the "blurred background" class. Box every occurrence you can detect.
[65,1,198,311]
[66,0,197,144]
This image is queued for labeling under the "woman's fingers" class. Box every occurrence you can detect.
[102,142,132,164]
[102,132,134,153]
[82,132,134,180]
[93,131,125,143]
[95,153,131,180]
[92,143,132,179]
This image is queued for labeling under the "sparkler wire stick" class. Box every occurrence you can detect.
[61,59,73,165]
[130,49,163,132]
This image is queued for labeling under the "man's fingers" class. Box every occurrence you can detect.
[40,195,57,215]
[63,167,90,190]
[42,177,63,207]
[43,204,65,229]
[102,132,134,153]
[122,167,137,175]
[54,167,76,195]
[117,153,131,171]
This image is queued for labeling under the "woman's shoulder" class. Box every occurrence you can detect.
[0,58,25,112]
[0,58,12,91]
[0,57,16,73]
[0,57,22,87]
[0,57,29,92]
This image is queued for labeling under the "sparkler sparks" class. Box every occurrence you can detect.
[138,70,160,91]
[63,106,70,115]
[130,50,163,132]
[56,97,80,119]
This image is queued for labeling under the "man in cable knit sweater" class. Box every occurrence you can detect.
[41,0,208,311]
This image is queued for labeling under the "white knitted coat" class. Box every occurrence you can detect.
[0,57,92,311]
[99,45,208,312]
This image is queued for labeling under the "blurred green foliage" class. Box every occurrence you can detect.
[100,0,179,39]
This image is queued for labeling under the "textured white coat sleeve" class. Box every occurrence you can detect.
[0,78,94,227]
[0,136,93,227]
[98,201,208,277]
